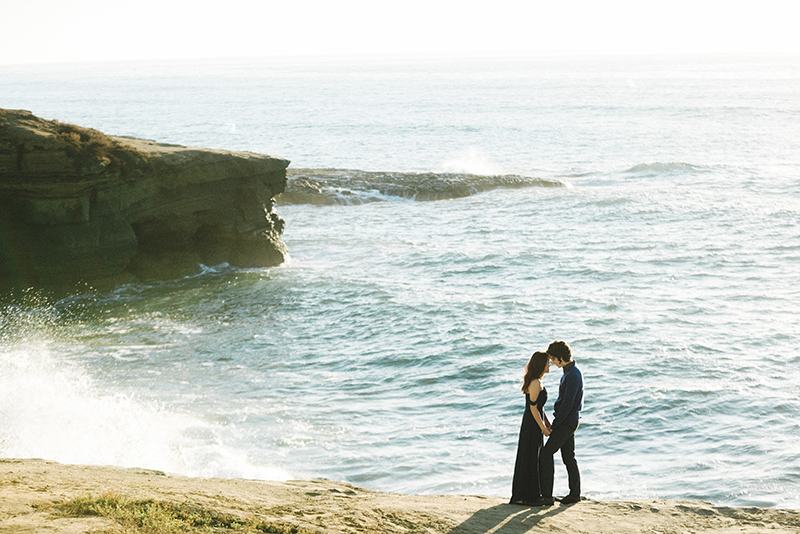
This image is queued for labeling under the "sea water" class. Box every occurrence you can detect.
[1,54,799,508]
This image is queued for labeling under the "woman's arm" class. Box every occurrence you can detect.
[532,407,551,436]
[528,381,551,436]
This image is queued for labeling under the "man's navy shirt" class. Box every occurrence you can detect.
[552,360,584,429]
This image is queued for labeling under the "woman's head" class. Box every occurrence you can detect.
[522,351,550,392]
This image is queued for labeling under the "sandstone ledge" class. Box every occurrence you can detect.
[1,459,798,534]
[0,109,289,291]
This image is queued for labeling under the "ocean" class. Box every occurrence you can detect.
[1,53,799,508]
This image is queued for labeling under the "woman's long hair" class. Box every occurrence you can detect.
[521,351,549,393]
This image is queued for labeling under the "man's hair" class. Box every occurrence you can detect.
[547,340,572,362]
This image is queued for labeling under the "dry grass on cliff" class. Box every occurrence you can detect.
[55,492,315,534]
[53,122,150,177]
[1,110,149,178]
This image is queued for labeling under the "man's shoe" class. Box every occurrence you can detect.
[559,494,581,505]
[532,497,555,507]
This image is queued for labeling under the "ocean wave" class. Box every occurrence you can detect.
[624,162,712,176]
[277,168,564,205]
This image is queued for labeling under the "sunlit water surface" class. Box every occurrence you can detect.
[1,54,798,507]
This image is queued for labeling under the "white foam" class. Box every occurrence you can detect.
[0,342,289,482]
[437,147,505,176]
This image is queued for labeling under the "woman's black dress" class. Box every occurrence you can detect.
[510,387,547,504]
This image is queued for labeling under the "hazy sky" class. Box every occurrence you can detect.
[1,0,798,65]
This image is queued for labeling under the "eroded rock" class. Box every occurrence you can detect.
[0,109,289,290]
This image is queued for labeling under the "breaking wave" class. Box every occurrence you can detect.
[277,168,565,205]
[624,162,713,176]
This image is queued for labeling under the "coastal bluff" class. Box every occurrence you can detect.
[1,459,798,534]
[0,109,289,290]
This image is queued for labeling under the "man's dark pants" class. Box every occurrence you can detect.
[539,419,580,498]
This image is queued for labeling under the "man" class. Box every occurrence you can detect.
[535,340,583,506]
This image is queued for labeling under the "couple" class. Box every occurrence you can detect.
[510,340,584,507]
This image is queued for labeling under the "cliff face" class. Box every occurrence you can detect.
[0,109,289,290]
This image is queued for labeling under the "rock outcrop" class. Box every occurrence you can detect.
[0,109,289,290]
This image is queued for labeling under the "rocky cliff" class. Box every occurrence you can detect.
[0,109,289,290]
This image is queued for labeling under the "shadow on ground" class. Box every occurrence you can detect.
[447,502,570,534]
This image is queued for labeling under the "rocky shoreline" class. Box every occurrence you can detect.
[0,109,289,291]
[1,459,798,533]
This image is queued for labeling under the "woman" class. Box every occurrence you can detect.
[510,351,552,505]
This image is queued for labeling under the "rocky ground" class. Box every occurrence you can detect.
[1,459,798,534]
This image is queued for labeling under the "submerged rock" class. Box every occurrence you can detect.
[0,109,289,290]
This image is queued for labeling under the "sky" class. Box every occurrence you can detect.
[1,0,799,65]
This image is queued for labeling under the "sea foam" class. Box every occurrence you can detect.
[0,304,289,482]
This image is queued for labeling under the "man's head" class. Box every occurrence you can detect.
[547,340,572,367]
